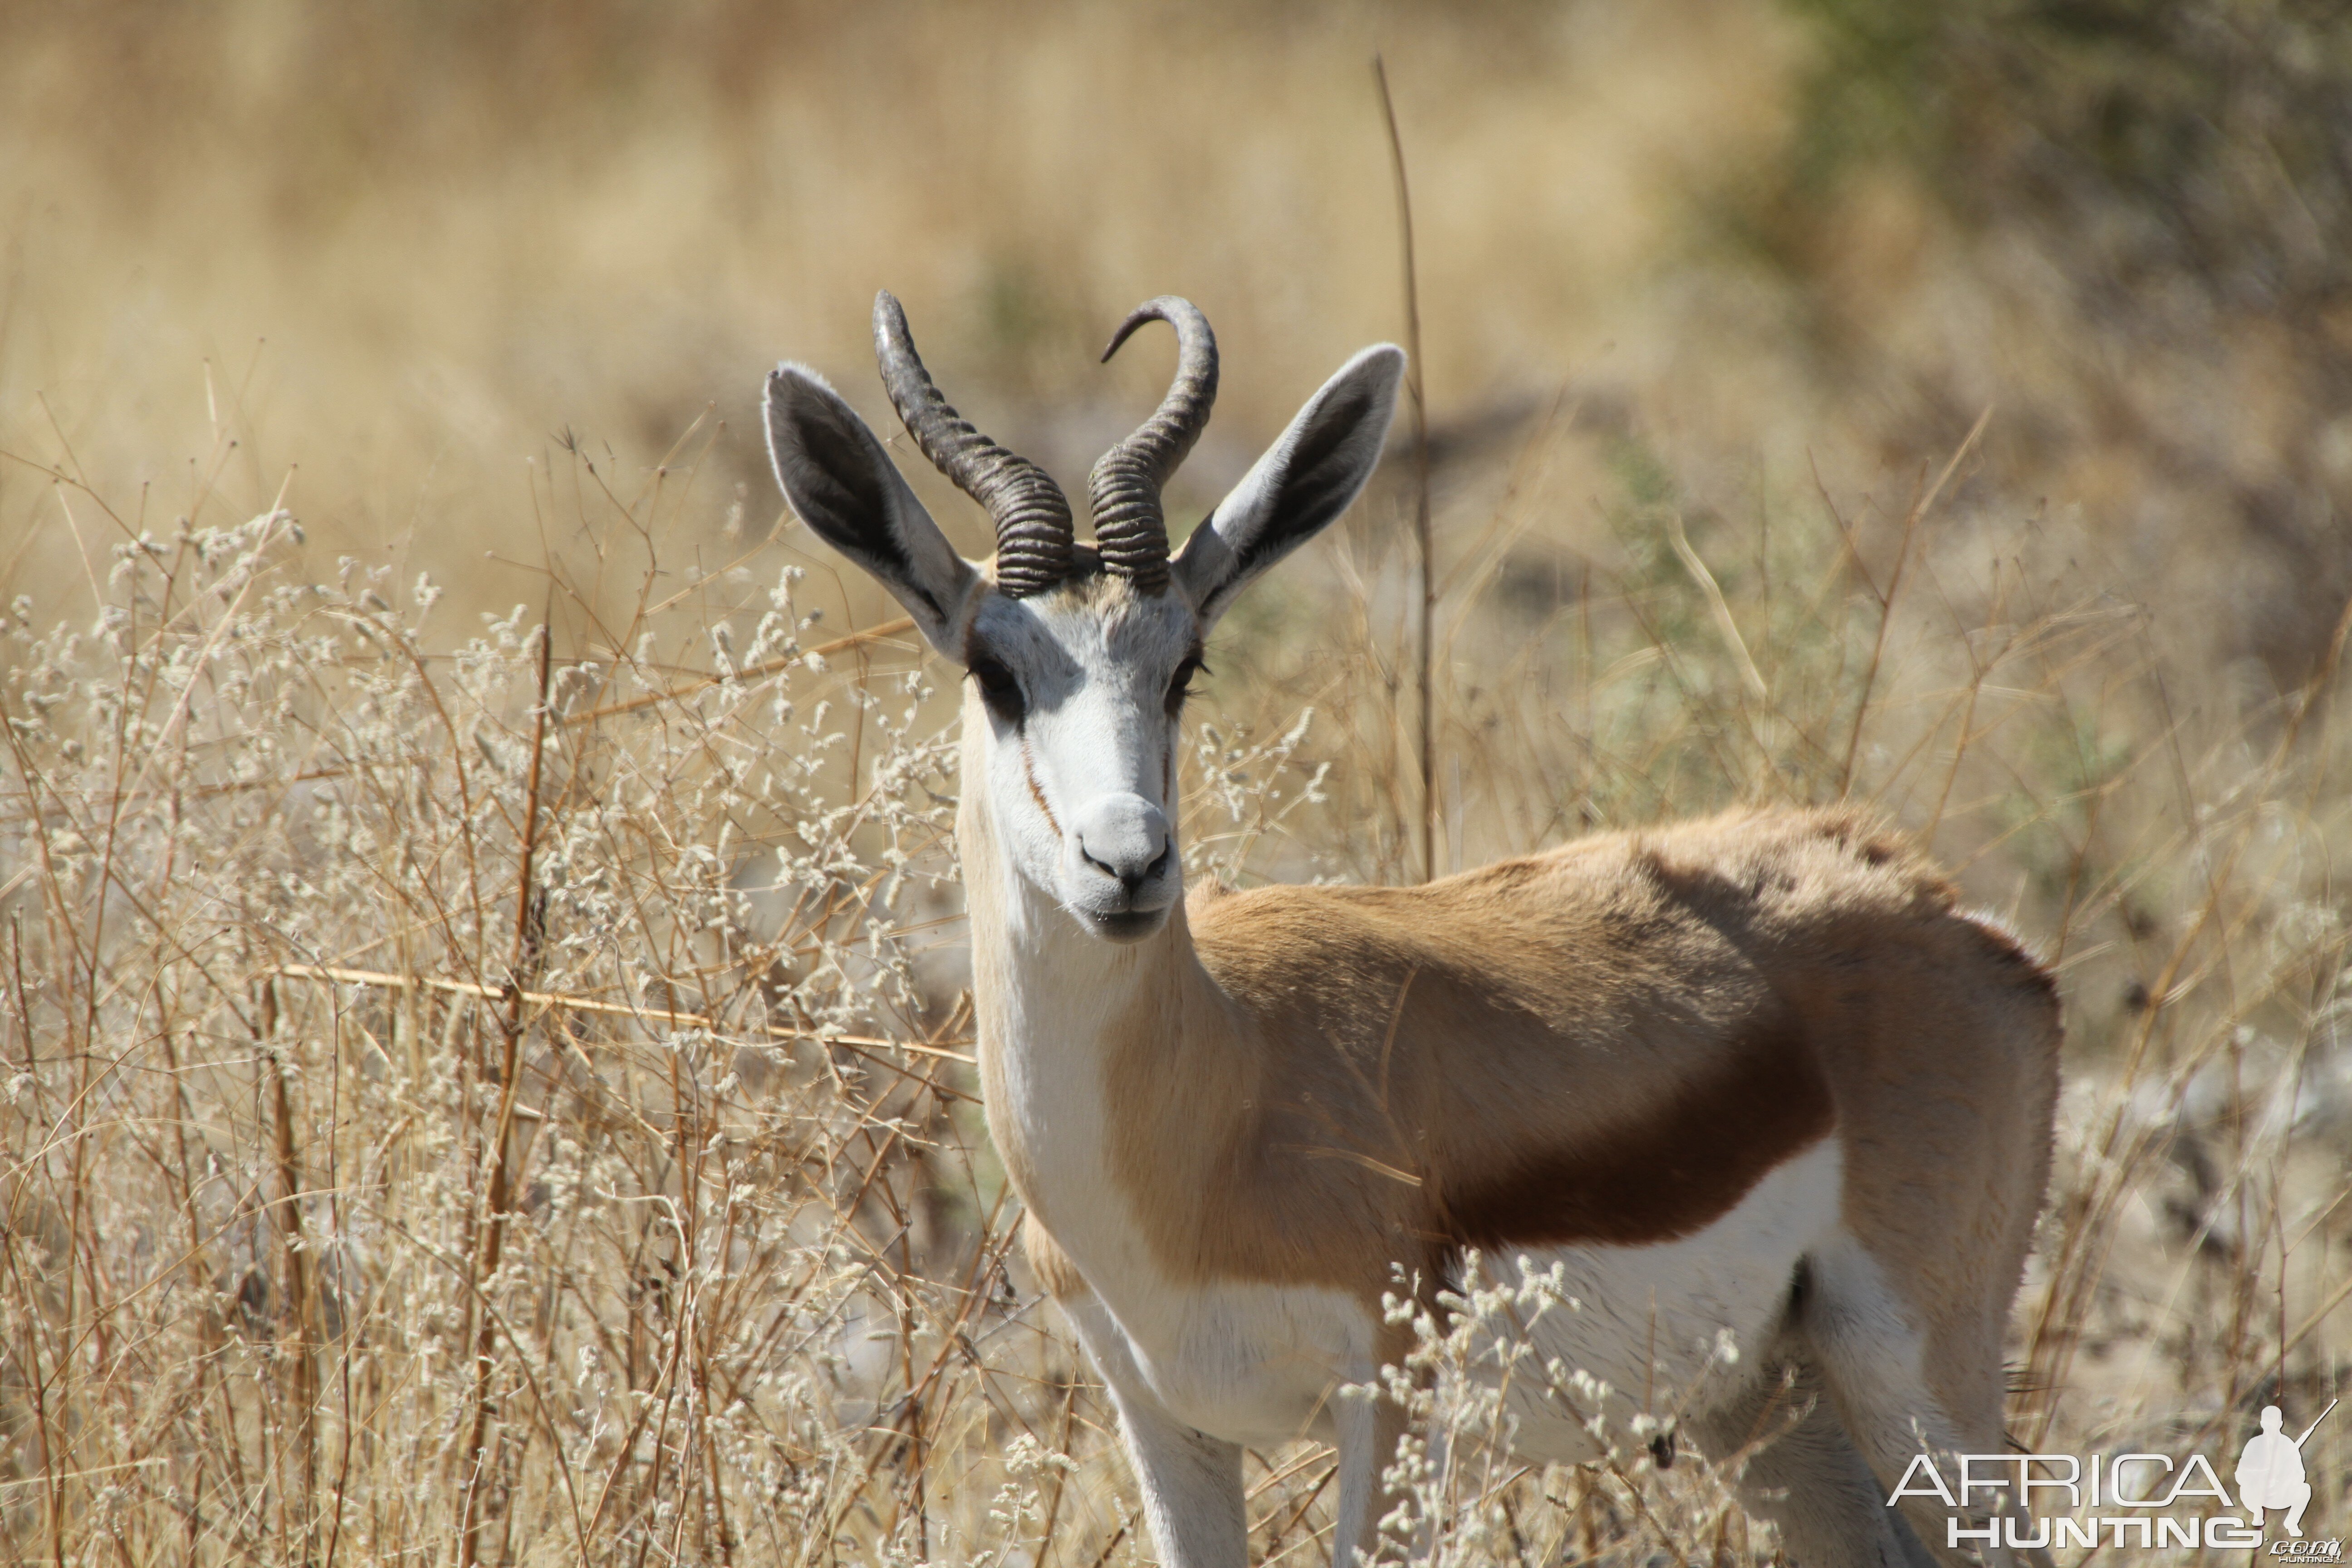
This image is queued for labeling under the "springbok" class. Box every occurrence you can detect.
[760,294,2062,1568]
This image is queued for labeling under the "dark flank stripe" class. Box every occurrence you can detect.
[1433,1011,1836,1254]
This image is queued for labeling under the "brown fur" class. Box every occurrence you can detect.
[1019,740,1063,836]
[1024,808,2061,1396]
[1439,1009,1834,1251]
[1023,1210,1086,1300]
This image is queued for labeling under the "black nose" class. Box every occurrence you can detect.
[1073,795,1172,896]
[1084,841,1174,897]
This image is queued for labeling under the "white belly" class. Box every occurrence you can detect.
[1464,1137,1844,1462]
[1056,1137,1843,1459]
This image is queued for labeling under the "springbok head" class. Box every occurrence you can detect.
[764,293,1403,942]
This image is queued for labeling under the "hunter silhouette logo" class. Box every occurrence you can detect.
[1886,1396,2341,1552]
[2241,1400,2336,1539]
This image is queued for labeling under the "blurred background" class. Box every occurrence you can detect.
[7,0,2347,686]
[5,4,2352,1563]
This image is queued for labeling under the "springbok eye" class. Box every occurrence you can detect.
[969,656,1027,724]
[1165,655,1206,717]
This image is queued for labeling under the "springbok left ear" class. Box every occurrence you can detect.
[764,363,980,655]
[1171,343,1403,626]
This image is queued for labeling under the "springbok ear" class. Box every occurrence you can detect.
[764,364,980,656]
[1171,343,1404,626]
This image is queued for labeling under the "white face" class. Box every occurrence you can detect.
[961,569,1202,942]
[763,326,1403,949]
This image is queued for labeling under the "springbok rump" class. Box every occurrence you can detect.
[759,293,2062,1568]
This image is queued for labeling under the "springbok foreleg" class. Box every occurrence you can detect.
[1331,1384,1412,1568]
[1060,1293,1246,1568]
[1110,1391,1248,1568]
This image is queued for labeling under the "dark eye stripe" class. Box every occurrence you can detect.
[969,653,1027,724]
[1165,650,1207,714]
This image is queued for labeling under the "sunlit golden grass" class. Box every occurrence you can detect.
[5,2,2352,1564]
[5,377,2350,1564]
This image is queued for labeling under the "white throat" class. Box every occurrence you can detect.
[958,710,1201,1234]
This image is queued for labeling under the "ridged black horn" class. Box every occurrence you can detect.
[873,291,1073,598]
[1088,297,1218,594]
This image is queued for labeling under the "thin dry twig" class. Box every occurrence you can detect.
[1374,54,1436,885]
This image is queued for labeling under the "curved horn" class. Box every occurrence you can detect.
[1088,297,1218,594]
[873,290,1073,598]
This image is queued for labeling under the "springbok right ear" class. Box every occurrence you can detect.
[1171,343,1403,626]
[764,364,980,656]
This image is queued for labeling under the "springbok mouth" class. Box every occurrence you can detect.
[1084,906,1170,944]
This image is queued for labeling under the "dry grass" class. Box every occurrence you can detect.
[4,3,2350,1565]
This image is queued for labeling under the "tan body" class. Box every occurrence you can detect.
[1008,805,2057,1409]
[976,743,2060,1568]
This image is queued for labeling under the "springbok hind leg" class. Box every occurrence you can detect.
[1798,1241,2031,1568]
[1690,1359,1936,1568]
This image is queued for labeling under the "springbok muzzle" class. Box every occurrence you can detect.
[1070,793,1173,900]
